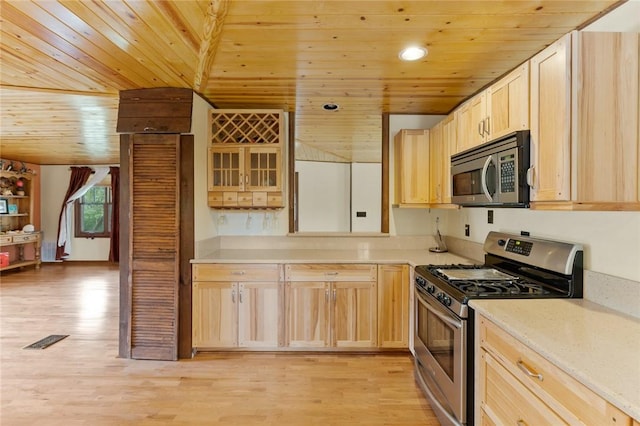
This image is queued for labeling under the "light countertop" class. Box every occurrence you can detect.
[191,248,472,267]
[470,298,640,420]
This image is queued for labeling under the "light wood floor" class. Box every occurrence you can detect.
[1,263,439,425]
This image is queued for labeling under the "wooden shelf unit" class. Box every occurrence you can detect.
[207,109,285,209]
[1,169,41,271]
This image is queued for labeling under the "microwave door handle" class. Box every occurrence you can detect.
[481,156,494,202]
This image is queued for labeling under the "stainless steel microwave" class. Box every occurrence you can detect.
[451,130,530,207]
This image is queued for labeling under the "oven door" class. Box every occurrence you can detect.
[414,289,466,426]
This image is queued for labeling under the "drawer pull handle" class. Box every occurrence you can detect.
[517,420,528,426]
[231,271,245,275]
[325,272,339,276]
[517,359,543,381]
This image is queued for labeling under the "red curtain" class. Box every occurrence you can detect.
[55,167,93,260]
[108,166,120,262]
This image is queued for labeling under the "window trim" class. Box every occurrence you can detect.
[74,185,112,239]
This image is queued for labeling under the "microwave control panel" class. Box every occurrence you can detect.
[499,153,516,193]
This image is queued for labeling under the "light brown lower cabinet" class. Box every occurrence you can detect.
[478,315,633,426]
[192,264,282,349]
[285,264,377,349]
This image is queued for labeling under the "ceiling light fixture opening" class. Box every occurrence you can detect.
[322,103,340,111]
[399,46,428,61]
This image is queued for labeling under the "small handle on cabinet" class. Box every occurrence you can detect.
[517,359,543,381]
[325,272,339,276]
[485,117,490,136]
[231,289,236,303]
[516,420,528,426]
[231,271,245,276]
[332,289,336,302]
[478,121,484,138]
[325,289,329,302]
[239,288,243,303]
[143,127,156,132]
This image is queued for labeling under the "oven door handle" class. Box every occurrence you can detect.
[481,155,494,202]
[417,292,462,330]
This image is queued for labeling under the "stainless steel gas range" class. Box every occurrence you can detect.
[413,231,583,426]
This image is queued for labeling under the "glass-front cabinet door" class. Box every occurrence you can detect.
[208,147,244,191]
[245,147,281,192]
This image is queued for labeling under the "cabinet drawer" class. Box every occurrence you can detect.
[238,192,253,207]
[11,233,39,243]
[480,317,630,426]
[208,192,224,207]
[223,192,238,206]
[285,264,376,282]
[267,193,283,207]
[0,235,13,244]
[481,350,567,425]
[193,263,280,282]
[252,192,267,207]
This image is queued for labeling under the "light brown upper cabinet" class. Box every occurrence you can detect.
[394,129,430,206]
[455,92,487,153]
[207,110,285,209]
[429,114,456,205]
[455,64,529,154]
[529,31,640,210]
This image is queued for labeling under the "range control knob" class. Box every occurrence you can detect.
[436,292,443,302]
[442,295,452,306]
[427,285,435,294]
[498,239,507,246]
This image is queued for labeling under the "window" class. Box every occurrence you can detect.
[74,186,112,238]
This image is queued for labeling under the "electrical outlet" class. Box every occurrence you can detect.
[488,210,494,224]
[464,224,470,237]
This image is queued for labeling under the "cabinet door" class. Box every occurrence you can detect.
[429,122,444,203]
[530,33,572,202]
[208,147,244,191]
[574,32,639,203]
[394,129,430,204]
[456,93,487,153]
[192,281,238,348]
[441,114,456,203]
[245,147,282,192]
[377,265,409,348]
[488,62,529,140]
[286,281,329,347]
[238,281,281,348]
[332,281,377,348]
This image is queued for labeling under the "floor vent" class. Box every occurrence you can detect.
[41,241,58,262]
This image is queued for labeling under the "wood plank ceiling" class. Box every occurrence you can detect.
[0,0,622,165]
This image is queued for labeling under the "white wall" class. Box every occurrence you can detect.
[439,207,640,282]
[40,165,113,261]
[351,163,381,232]
[296,161,351,232]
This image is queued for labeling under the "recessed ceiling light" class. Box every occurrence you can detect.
[399,46,428,61]
[322,103,340,111]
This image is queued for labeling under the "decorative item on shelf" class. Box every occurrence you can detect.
[15,178,25,196]
[8,204,18,214]
[0,199,7,214]
[23,224,35,233]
